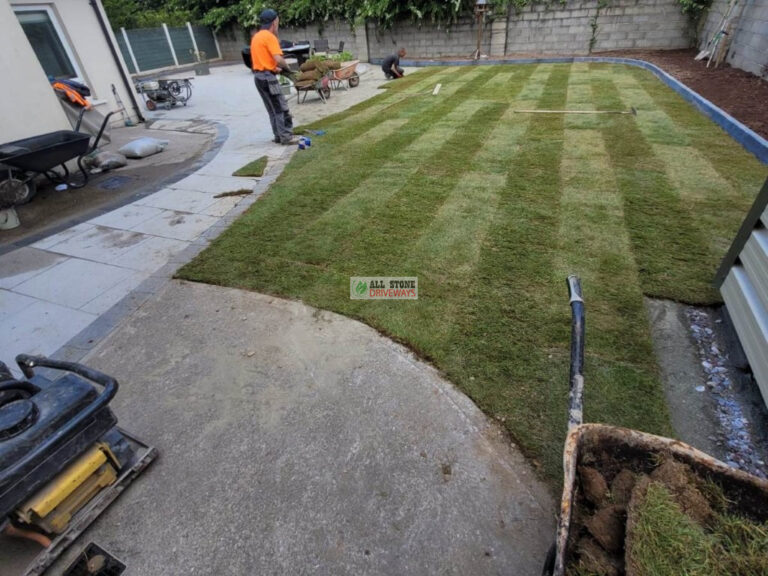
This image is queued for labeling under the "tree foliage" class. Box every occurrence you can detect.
[102,0,195,29]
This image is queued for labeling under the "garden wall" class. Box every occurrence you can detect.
[700,0,768,77]
[217,0,692,62]
[364,0,691,58]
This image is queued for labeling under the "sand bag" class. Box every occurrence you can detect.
[118,137,168,159]
[91,151,127,170]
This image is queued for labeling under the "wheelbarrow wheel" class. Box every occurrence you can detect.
[145,99,157,111]
[320,86,331,100]
[349,73,360,88]
[0,172,37,208]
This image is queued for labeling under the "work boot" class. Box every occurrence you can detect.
[280,135,301,145]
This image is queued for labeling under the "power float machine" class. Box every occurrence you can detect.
[0,355,156,575]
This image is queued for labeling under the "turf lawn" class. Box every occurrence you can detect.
[178,63,767,485]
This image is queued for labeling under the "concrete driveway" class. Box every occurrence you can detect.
[1,63,555,575]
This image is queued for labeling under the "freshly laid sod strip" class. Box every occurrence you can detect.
[179,64,765,485]
[233,156,268,177]
[627,482,768,576]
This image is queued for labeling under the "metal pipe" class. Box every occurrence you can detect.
[88,0,144,123]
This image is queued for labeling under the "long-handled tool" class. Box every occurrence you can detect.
[111,83,134,126]
[696,0,739,62]
[513,107,637,116]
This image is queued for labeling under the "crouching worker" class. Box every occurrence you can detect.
[382,48,406,80]
[251,9,298,145]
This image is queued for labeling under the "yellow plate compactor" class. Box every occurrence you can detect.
[0,354,156,575]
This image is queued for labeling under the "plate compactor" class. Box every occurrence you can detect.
[0,355,156,575]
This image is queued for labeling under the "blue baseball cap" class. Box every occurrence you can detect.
[259,9,278,24]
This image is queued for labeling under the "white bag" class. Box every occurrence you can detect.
[118,137,169,159]
[91,151,128,170]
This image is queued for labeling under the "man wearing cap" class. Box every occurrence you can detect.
[251,9,298,145]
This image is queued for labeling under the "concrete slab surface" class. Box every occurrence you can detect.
[0,247,68,289]
[24,281,554,576]
[0,300,96,360]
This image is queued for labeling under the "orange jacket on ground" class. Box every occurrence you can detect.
[251,30,282,72]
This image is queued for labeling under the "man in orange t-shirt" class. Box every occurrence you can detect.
[251,9,297,145]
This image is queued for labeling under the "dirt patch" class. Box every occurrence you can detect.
[598,48,768,140]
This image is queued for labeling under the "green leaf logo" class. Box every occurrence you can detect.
[355,280,367,295]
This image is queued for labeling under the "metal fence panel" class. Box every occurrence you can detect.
[115,33,136,74]
[192,25,219,60]
[169,27,196,64]
[126,27,175,71]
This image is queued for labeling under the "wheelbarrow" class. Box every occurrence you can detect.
[327,60,360,90]
[294,75,331,104]
[0,109,114,208]
[542,276,768,576]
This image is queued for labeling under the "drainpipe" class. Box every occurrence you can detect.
[88,0,144,123]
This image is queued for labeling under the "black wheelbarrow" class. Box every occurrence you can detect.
[0,110,114,208]
[542,276,768,576]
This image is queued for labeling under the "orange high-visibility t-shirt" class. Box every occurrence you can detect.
[250,30,282,72]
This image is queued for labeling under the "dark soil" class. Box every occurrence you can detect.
[599,48,768,141]
[567,453,764,576]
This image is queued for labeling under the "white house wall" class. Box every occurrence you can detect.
[0,0,71,142]
[5,0,140,136]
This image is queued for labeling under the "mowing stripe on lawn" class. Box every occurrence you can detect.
[556,125,670,437]
[189,67,504,273]
[610,69,691,147]
[590,69,719,304]
[626,67,766,196]
[450,64,573,481]
[286,99,494,261]
[303,67,476,135]
[380,66,447,92]
[398,67,460,94]
[556,128,653,366]
[616,66,763,263]
[517,64,557,102]
[471,106,533,174]
[406,171,505,280]
[652,143,748,258]
[340,100,509,268]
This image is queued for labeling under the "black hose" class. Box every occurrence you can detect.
[566,275,585,430]
[88,0,144,123]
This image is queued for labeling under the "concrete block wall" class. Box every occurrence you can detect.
[366,17,493,60]
[700,0,768,76]
[507,0,690,55]
[217,24,250,61]
[217,0,696,62]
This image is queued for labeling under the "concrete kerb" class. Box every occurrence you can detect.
[48,124,296,368]
[372,56,768,165]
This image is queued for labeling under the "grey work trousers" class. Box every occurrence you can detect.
[253,71,293,143]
